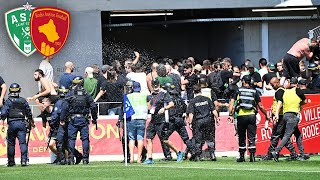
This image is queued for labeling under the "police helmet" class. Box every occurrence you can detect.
[125,80,134,94]
[72,76,84,85]
[162,82,174,91]
[58,86,69,97]
[308,62,319,71]
[9,83,21,93]
[152,79,160,88]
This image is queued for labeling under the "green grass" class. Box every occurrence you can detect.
[1,156,320,180]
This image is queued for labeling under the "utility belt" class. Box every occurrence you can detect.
[70,114,89,121]
[7,118,26,122]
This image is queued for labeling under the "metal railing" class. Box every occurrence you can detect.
[29,101,123,118]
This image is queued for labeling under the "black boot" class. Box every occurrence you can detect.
[250,153,256,162]
[83,158,89,164]
[237,152,245,162]
[21,160,27,166]
[210,152,217,161]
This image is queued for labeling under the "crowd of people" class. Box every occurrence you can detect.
[1,37,320,166]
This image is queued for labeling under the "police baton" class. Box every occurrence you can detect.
[1,120,4,133]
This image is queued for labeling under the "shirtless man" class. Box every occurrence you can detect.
[28,69,57,103]
[280,38,319,86]
[146,62,159,92]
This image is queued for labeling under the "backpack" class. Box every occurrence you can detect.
[208,71,223,91]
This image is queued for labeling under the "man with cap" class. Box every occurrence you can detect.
[84,67,98,98]
[126,81,148,163]
[144,79,184,164]
[247,63,263,95]
[228,75,270,162]
[262,63,278,96]
[271,77,307,162]
[299,79,318,94]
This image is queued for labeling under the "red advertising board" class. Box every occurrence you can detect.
[0,116,237,158]
[256,95,320,155]
[2,94,320,159]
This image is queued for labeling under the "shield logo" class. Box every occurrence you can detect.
[5,4,36,57]
[30,7,70,57]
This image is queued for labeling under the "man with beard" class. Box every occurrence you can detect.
[28,69,58,103]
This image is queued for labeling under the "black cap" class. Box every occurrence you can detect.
[242,75,251,83]
[298,79,307,85]
[290,77,298,85]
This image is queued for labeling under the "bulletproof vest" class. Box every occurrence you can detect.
[8,97,26,119]
[237,87,257,111]
[70,88,89,115]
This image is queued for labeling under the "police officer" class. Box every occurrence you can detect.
[228,75,270,162]
[262,77,297,160]
[163,83,194,158]
[67,76,97,164]
[1,83,34,167]
[52,86,83,165]
[144,79,184,164]
[187,84,219,161]
[271,78,307,162]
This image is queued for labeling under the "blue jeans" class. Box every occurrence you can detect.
[7,120,27,163]
[127,120,146,141]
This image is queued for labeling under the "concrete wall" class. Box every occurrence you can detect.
[0,0,102,100]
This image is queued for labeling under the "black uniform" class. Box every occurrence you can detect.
[233,87,260,156]
[164,91,193,151]
[1,95,33,166]
[146,90,173,159]
[66,85,97,164]
[187,95,216,158]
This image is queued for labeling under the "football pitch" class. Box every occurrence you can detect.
[1,156,320,180]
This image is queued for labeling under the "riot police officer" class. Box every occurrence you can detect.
[228,75,270,162]
[67,76,97,164]
[52,86,83,165]
[1,83,33,167]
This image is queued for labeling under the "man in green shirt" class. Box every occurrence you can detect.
[84,67,98,98]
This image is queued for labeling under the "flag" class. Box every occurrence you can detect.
[124,94,135,119]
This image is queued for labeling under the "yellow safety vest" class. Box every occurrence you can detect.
[283,87,301,113]
[272,87,284,115]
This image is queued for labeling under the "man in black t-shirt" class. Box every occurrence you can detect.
[0,76,7,108]
[187,84,219,161]
[182,64,198,101]
[144,79,184,164]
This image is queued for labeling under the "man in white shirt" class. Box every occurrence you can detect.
[258,58,268,78]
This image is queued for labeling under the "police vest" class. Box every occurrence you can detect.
[70,89,89,115]
[272,87,284,115]
[8,97,26,119]
[237,88,257,111]
[283,87,301,113]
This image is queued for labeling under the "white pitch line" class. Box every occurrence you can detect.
[140,165,320,173]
